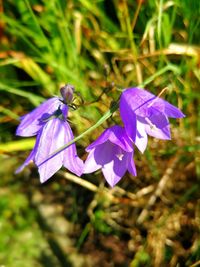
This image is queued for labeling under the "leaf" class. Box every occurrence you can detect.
[0,82,44,106]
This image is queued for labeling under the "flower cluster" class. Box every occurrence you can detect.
[16,86,185,187]
[83,88,184,186]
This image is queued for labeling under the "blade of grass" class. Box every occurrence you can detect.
[23,0,53,54]
[78,0,119,32]
[2,15,50,58]
[0,106,19,121]
[0,139,35,152]
[0,82,44,106]
[14,58,54,94]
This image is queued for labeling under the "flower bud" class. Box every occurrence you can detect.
[60,84,75,104]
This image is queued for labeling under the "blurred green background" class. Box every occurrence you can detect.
[0,0,199,266]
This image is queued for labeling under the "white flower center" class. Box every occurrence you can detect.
[116,153,124,161]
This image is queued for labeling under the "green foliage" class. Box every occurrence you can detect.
[130,249,151,267]
[92,209,112,234]
[0,168,44,266]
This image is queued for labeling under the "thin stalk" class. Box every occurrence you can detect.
[24,0,53,54]
[131,0,142,31]
[157,0,163,49]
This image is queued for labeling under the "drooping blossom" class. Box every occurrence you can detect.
[120,87,185,153]
[16,85,84,182]
[83,125,137,187]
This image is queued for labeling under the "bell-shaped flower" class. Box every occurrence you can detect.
[16,84,75,137]
[120,87,185,153]
[83,125,137,187]
[16,84,83,182]
[16,117,84,182]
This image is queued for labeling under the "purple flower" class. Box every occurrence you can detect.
[16,117,84,182]
[120,87,185,153]
[83,125,137,187]
[16,85,83,182]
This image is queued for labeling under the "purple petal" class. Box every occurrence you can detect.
[93,141,115,165]
[107,126,133,152]
[35,118,65,183]
[120,95,137,142]
[102,161,121,187]
[86,129,110,152]
[83,148,102,173]
[84,141,115,173]
[145,124,171,140]
[62,121,84,176]
[135,120,148,153]
[16,97,66,137]
[61,104,69,118]
[145,93,185,118]
[163,101,185,118]
[15,146,36,174]
[141,112,171,140]
[121,87,156,117]
[15,130,42,173]
[102,146,128,187]
[148,114,169,129]
[121,87,185,119]
[127,152,137,176]
[86,126,133,153]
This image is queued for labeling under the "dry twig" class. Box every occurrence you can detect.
[137,156,180,224]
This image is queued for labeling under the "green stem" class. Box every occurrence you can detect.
[157,0,163,49]
[24,0,53,54]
